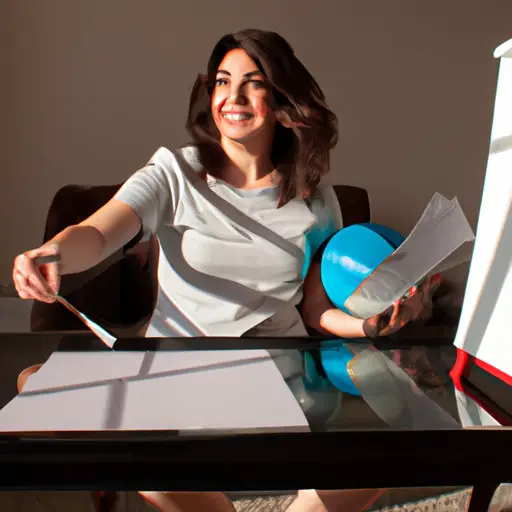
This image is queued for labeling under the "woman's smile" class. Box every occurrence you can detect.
[221,110,255,123]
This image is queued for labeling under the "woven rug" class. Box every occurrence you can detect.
[234,495,296,511]
[231,490,473,512]
[233,487,500,511]
[234,485,512,511]
[372,488,472,512]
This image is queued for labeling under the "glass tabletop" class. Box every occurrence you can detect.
[0,330,505,436]
[0,330,510,493]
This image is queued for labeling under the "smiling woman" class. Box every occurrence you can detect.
[186,29,338,203]
[11,28,434,512]
[13,28,346,343]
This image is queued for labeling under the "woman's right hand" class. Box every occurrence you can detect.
[12,244,61,303]
[362,274,442,338]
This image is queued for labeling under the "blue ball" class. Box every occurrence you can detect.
[321,345,362,396]
[320,223,405,315]
[317,223,405,395]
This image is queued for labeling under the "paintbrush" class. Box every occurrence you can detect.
[0,254,116,348]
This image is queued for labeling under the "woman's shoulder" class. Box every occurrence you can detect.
[145,144,204,174]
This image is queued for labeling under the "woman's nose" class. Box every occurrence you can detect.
[228,86,248,104]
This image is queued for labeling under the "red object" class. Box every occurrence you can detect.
[450,348,470,392]
[473,356,512,388]
[450,348,512,425]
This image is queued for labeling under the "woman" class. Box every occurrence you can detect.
[12,29,436,511]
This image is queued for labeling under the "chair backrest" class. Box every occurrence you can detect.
[30,183,370,332]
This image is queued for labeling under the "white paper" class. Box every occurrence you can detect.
[345,193,475,318]
[0,350,310,434]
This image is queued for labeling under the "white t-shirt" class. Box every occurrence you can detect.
[114,145,343,338]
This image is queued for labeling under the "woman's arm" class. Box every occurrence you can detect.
[302,258,441,338]
[13,153,175,302]
[44,199,142,275]
[42,150,177,276]
[13,199,143,302]
[301,258,367,337]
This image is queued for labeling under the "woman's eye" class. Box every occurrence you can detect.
[215,78,228,86]
[249,80,266,89]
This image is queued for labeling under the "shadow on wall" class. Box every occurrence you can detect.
[2,0,512,285]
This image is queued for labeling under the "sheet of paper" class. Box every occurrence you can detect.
[0,349,310,434]
[402,192,452,240]
[345,193,475,318]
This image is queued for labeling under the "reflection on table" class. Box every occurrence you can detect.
[0,333,507,436]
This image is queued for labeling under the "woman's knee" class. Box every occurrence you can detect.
[138,491,236,512]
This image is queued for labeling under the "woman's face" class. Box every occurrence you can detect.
[211,49,274,145]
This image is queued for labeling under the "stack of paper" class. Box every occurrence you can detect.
[346,193,476,318]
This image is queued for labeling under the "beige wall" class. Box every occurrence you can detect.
[2,0,511,284]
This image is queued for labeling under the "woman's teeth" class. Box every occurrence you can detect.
[222,112,253,121]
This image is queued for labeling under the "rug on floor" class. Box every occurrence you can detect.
[374,488,472,512]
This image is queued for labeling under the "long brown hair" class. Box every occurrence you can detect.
[186,29,338,206]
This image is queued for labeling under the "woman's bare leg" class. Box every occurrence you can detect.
[17,364,43,393]
[139,491,236,512]
[286,489,387,512]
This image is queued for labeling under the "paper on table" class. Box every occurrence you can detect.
[0,349,310,434]
[345,193,476,318]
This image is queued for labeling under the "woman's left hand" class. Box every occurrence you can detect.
[362,273,442,338]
